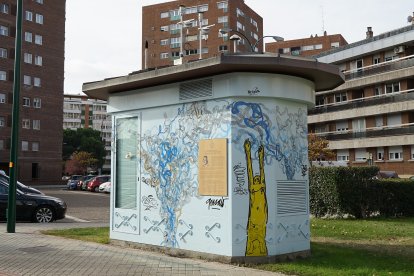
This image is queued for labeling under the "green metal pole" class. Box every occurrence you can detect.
[7,0,23,233]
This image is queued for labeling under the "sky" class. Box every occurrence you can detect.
[64,0,413,94]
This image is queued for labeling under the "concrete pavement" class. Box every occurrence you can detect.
[0,222,285,276]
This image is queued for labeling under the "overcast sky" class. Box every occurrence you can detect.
[65,0,413,94]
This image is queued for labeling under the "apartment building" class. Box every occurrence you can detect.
[309,24,414,177]
[63,95,111,174]
[142,0,263,68]
[0,0,65,184]
[265,31,348,57]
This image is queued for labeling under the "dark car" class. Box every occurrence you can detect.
[67,175,83,190]
[87,175,110,192]
[0,173,44,195]
[0,181,67,223]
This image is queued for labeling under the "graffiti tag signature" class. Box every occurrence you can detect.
[205,197,227,210]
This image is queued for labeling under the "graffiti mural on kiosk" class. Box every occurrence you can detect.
[140,101,230,248]
[138,100,307,252]
[244,139,268,256]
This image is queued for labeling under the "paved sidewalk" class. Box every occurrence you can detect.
[0,223,285,276]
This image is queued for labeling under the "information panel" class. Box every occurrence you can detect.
[198,138,228,196]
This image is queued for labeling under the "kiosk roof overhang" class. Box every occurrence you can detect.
[82,54,345,101]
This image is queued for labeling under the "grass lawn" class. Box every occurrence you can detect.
[43,218,414,276]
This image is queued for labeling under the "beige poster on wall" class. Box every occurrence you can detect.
[198,138,228,196]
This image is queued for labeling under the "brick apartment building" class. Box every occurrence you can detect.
[310,24,414,177]
[63,95,111,174]
[0,0,66,184]
[142,0,263,68]
[265,31,348,57]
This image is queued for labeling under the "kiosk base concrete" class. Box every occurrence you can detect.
[111,239,311,264]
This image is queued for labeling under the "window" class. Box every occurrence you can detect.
[25,32,32,42]
[160,52,168,59]
[170,37,180,48]
[236,8,244,17]
[0,25,8,36]
[0,93,5,103]
[186,35,197,42]
[385,82,400,94]
[375,86,383,96]
[23,97,30,107]
[160,25,169,32]
[160,11,169,18]
[314,44,323,50]
[35,0,44,4]
[185,49,198,55]
[236,21,244,31]
[315,96,324,106]
[34,55,42,66]
[25,11,33,21]
[1,4,9,14]
[33,98,41,108]
[35,14,43,24]
[335,92,347,103]
[331,42,340,48]
[0,48,6,58]
[373,55,381,64]
[377,148,384,160]
[218,45,228,52]
[32,119,40,130]
[387,113,401,127]
[22,119,30,129]
[337,149,349,161]
[218,16,228,23]
[198,4,208,12]
[302,45,314,51]
[352,118,366,133]
[34,34,42,45]
[411,146,414,160]
[217,1,228,9]
[355,148,367,162]
[24,53,32,64]
[389,146,403,160]
[0,116,4,127]
[186,6,197,14]
[171,51,180,58]
[33,77,41,87]
[32,142,39,152]
[336,120,348,132]
[375,116,383,128]
[160,39,168,46]
[24,75,31,85]
[0,71,6,81]
[22,141,29,151]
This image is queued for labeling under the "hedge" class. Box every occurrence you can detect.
[309,166,414,218]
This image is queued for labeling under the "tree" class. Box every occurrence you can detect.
[64,151,99,175]
[308,133,335,164]
[63,128,106,169]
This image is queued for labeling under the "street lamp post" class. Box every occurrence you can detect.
[7,0,23,233]
[219,28,284,53]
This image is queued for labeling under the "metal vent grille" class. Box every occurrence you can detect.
[276,180,308,216]
[179,79,213,101]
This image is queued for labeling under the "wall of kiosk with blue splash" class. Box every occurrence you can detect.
[109,72,313,259]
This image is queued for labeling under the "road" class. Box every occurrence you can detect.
[35,185,110,223]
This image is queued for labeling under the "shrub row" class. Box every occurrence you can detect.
[309,166,414,218]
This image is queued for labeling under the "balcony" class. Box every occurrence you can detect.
[315,123,414,141]
[309,89,414,115]
[344,54,414,81]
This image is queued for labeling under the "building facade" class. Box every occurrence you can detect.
[63,95,111,174]
[0,0,65,184]
[310,24,414,177]
[142,0,263,68]
[265,32,348,57]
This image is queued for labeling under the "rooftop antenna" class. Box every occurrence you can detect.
[320,5,325,34]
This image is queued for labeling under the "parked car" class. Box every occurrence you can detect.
[377,171,400,179]
[409,176,414,180]
[0,172,44,195]
[99,182,111,193]
[87,175,110,192]
[67,175,83,190]
[77,175,95,190]
[0,181,67,223]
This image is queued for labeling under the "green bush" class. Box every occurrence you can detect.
[309,166,414,218]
